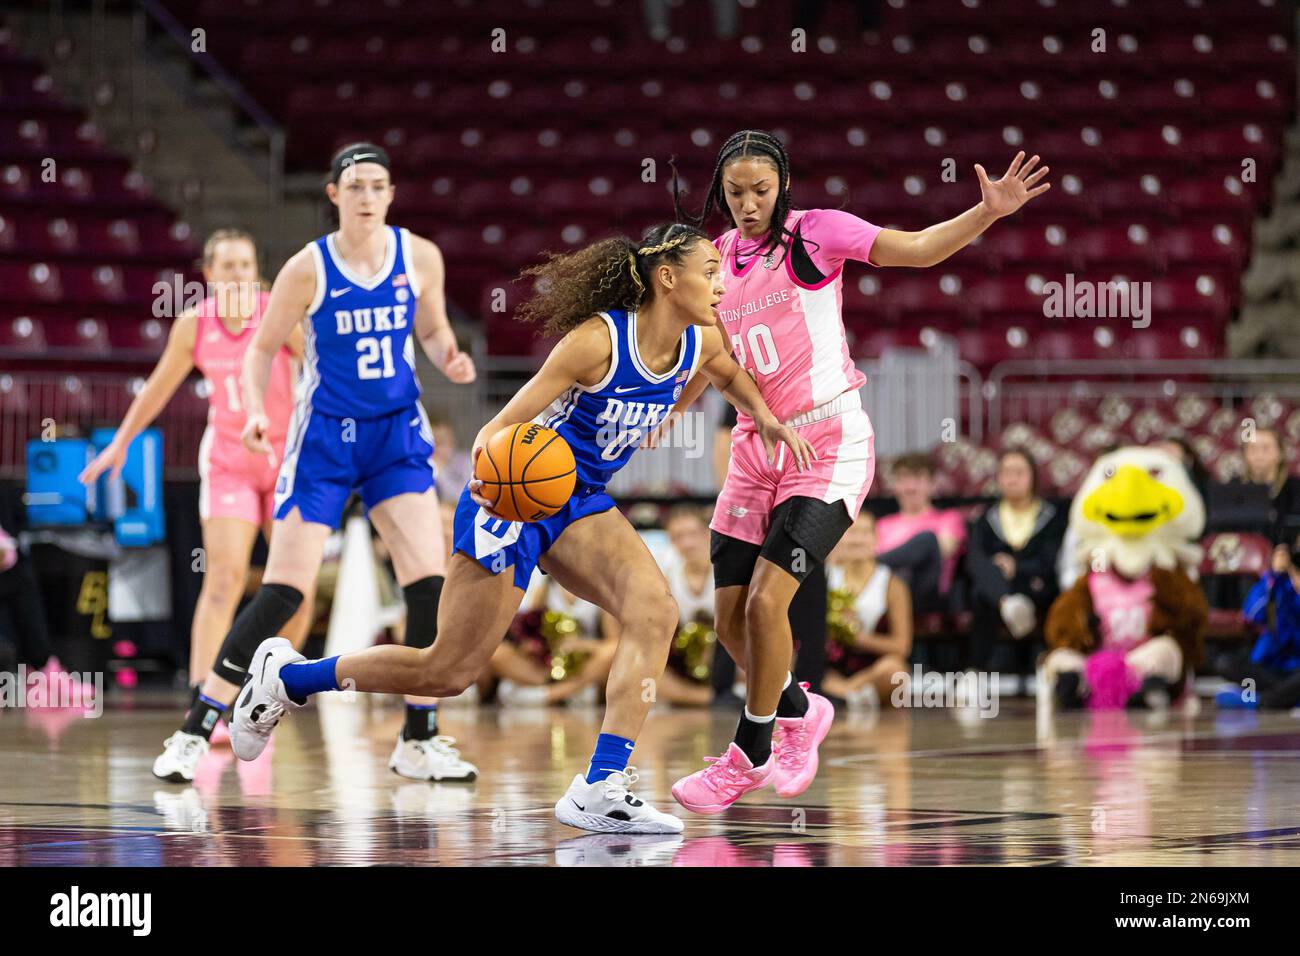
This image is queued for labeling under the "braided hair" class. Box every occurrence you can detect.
[674,129,798,260]
[514,222,710,338]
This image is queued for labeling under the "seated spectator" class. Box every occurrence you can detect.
[1237,425,1300,545]
[823,511,912,711]
[964,448,1067,672]
[1153,434,1211,525]
[875,452,966,614]
[488,576,617,707]
[1215,531,1300,710]
[430,415,472,503]
[654,507,716,706]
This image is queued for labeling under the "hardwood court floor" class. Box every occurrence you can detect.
[3,694,1300,866]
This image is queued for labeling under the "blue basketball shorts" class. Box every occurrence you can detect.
[273,400,436,528]
[451,482,616,591]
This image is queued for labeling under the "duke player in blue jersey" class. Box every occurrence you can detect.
[154,144,480,785]
[230,222,815,834]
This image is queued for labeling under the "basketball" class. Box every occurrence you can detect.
[474,423,577,522]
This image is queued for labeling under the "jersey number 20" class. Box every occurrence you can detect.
[356,336,396,380]
[730,324,780,375]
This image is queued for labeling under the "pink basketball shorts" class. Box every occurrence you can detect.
[711,393,876,546]
[198,429,283,526]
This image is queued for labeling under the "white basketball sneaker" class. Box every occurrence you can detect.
[229,637,305,761]
[553,832,684,866]
[153,788,209,832]
[152,731,209,783]
[388,734,479,782]
[554,768,685,834]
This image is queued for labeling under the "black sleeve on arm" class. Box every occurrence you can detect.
[966,510,1010,603]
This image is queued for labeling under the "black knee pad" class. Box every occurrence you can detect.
[711,531,763,589]
[402,575,444,649]
[212,583,303,685]
[759,497,853,582]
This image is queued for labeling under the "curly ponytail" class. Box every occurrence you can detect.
[514,222,709,338]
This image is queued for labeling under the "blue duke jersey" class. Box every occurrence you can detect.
[537,308,702,490]
[453,308,702,589]
[272,225,437,529]
[302,225,421,418]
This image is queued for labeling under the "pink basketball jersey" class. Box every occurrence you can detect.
[715,208,879,426]
[191,292,296,455]
[1088,571,1155,653]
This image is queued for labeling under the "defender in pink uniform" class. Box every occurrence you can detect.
[710,205,880,546]
[81,229,311,703]
[669,130,1051,813]
[194,290,297,527]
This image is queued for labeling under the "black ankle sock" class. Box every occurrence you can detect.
[402,703,438,741]
[734,711,774,766]
[181,692,225,740]
[1054,672,1084,711]
[776,677,808,719]
[1128,677,1174,710]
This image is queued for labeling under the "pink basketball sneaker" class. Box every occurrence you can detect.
[771,684,834,798]
[671,742,775,814]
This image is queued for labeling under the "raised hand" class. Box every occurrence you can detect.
[975,151,1050,218]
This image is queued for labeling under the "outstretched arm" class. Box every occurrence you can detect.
[869,151,1050,268]
[80,312,197,482]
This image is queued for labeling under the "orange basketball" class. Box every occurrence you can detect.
[474,423,577,522]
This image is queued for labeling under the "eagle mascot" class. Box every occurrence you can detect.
[1044,446,1208,710]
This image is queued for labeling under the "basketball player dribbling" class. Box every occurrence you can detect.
[668,130,1050,813]
[228,222,815,834]
[152,143,479,785]
[81,229,313,726]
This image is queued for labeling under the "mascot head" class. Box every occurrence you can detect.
[1071,446,1205,579]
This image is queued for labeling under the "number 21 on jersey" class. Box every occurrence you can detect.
[357,336,396,379]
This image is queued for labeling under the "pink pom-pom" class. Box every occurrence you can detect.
[1084,649,1141,710]
[113,640,136,658]
[115,668,138,689]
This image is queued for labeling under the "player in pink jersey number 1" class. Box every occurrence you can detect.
[81,229,312,728]
[667,130,1050,813]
